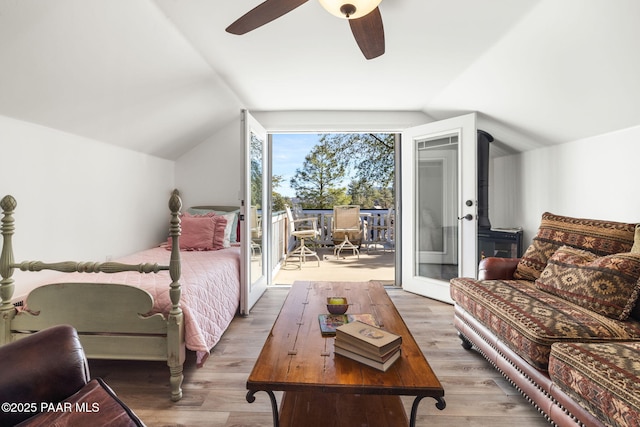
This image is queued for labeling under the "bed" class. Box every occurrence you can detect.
[0,190,241,401]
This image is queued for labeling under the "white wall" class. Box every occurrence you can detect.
[177,111,640,257]
[0,115,175,291]
[490,124,640,243]
[175,117,242,209]
[175,110,433,209]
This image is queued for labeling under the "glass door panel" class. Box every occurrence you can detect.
[416,138,458,278]
[240,110,268,315]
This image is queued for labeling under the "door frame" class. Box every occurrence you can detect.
[241,113,478,303]
[400,113,478,303]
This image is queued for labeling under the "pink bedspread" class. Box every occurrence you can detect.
[23,246,241,366]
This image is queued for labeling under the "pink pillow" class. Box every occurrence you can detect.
[178,215,217,250]
[166,212,228,251]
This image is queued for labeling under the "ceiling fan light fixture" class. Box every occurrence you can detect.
[318,0,382,19]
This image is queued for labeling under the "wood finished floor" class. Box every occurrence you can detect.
[89,286,551,427]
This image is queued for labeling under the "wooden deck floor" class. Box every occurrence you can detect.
[274,246,396,285]
[89,286,551,427]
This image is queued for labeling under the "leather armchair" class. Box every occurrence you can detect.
[0,325,144,426]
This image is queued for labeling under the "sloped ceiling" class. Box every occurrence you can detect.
[1,0,639,159]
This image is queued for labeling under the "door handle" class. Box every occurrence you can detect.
[458,214,473,221]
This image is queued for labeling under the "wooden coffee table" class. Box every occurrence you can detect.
[246,281,445,427]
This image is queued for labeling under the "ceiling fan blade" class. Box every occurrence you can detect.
[349,7,385,60]
[226,0,309,35]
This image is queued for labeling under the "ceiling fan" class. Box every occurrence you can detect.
[226,0,385,60]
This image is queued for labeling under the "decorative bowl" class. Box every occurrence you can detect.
[327,297,348,315]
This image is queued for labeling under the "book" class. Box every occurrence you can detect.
[335,333,401,359]
[334,346,401,372]
[318,313,379,336]
[334,338,399,362]
[335,320,402,355]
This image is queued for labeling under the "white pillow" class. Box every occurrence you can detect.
[220,213,236,248]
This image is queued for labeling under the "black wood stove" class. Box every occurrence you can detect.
[476,130,523,263]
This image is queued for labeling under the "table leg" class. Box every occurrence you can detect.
[246,390,279,427]
[410,396,446,427]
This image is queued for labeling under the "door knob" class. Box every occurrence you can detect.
[458,214,473,221]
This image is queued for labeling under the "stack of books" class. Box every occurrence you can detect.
[334,320,402,372]
[318,313,379,336]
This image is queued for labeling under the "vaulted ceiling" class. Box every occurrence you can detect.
[1,0,638,159]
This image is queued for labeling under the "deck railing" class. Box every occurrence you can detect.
[269,210,287,268]
[269,209,394,257]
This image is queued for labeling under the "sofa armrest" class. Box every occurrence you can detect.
[478,257,520,280]
[16,379,145,427]
[0,325,90,425]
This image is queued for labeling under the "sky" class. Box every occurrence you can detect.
[271,133,324,198]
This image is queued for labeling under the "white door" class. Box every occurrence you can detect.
[240,110,268,315]
[401,113,477,303]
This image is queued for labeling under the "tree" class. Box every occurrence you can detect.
[318,133,395,190]
[250,134,263,208]
[271,174,290,212]
[347,178,371,207]
[290,144,350,209]
[348,179,394,208]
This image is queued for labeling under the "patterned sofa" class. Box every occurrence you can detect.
[450,213,640,427]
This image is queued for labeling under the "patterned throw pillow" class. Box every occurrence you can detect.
[514,212,636,281]
[536,246,640,320]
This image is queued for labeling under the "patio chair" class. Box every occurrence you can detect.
[367,207,395,254]
[332,205,363,259]
[250,205,262,258]
[285,206,320,268]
